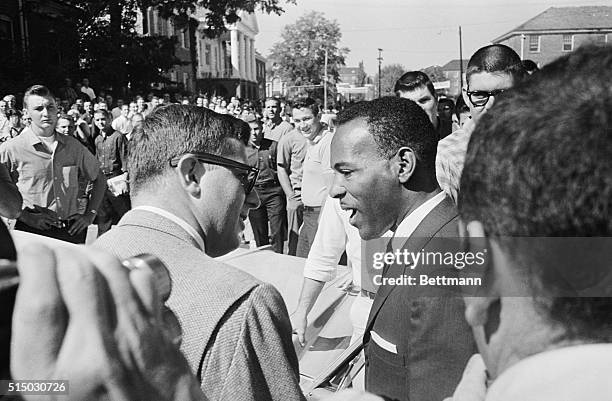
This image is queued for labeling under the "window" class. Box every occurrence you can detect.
[168,20,174,37]
[205,44,211,65]
[0,15,13,43]
[595,34,607,44]
[562,34,574,52]
[181,29,190,49]
[529,35,540,52]
[183,72,189,89]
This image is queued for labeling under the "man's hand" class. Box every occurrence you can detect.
[68,212,95,236]
[11,244,206,401]
[291,311,308,347]
[18,207,59,230]
[336,275,354,292]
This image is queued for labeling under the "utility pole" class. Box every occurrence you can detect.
[324,48,328,111]
[459,26,464,92]
[377,48,383,98]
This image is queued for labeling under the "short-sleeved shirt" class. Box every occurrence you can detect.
[277,129,308,191]
[302,130,334,207]
[264,119,293,142]
[0,128,101,219]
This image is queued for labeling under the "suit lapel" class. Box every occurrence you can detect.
[365,197,458,335]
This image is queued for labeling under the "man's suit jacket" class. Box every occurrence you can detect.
[95,209,304,401]
[363,197,477,401]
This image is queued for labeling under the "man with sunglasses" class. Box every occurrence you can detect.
[436,44,526,203]
[95,105,304,400]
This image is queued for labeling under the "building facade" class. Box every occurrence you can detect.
[194,10,259,99]
[440,59,468,98]
[136,8,261,99]
[493,6,612,67]
[0,0,79,95]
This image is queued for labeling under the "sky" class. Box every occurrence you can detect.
[255,0,605,76]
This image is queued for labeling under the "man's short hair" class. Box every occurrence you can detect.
[292,97,319,116]
[394,71,436,97]
[129,105,249,195]
[93,109,108,119]
[458,44,612,341]
[522,59,539,73]
[466,44,526,85]
[265,97,281,105]
[23,85,54,108]
[335,96,437,168]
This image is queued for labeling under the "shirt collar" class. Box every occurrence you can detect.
[132,205,206,252]
[24,127,63,146]
[383,191,446,248]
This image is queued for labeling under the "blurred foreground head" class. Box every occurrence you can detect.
[459,45,612,378]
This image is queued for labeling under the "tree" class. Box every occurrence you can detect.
[420,65,446,82]
[373,63,406,97]
[64,0,294,95]
[356,61,368,86]
[268,11,349,103]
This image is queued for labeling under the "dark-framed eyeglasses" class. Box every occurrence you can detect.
[169,152,259,195]
[466,88,506,108]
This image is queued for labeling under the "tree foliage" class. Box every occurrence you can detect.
[268,11,349,89]
[373,63,406,97]
[63,0,294,94]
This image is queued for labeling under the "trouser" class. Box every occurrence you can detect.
[15,218,87,244]
[97,190,131,235]
[248,185,287,254]
[286,192,304,256]
[296,207,320,258]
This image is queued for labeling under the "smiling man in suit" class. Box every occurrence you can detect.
[329,97,476,401]
[95,105,304,401]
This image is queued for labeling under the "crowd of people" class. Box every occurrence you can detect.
[1,42,612,401]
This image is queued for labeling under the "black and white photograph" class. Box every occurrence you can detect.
[1,0,611,399]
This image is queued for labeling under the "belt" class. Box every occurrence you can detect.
[361,289,377,299]
[303,206,321,212]
[255,181,280,189]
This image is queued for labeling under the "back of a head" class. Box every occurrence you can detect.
[466,44,526,85]
[128,105,249,195]
[292,97,319,116]
[336,96,437,168]
[459,44,612,341]
[394,71,435,97]
[522,59,539,74]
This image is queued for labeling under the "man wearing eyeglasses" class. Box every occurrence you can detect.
[95,105,305,400]
[436,44,526,203]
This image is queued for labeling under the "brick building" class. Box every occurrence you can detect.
[493,6,612,67]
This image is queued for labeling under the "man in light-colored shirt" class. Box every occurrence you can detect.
[436,44,526,203]
[263,97,293,142]
[277,121,308,256]
[294,98,334,258]
[81,78,96,101]
[0,85,106,243]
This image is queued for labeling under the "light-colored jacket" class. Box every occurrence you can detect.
[95,209,304,400]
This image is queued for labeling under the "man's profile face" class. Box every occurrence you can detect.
[198,143,259,256]
[464,72,514,122]
[330,119,401,240]
[293,107,321,140]
[264,100,280,119]
[0,101,6,115]
[398,85,438,126]
[129,103,138,114]
[25,95,58,134]
[121,105,129,117]
[93,113,108,130]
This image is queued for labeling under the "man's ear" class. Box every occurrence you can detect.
[176,155,203,197]
[461,220,501,345]
[396,147,416,184]
[461,86,473,116]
